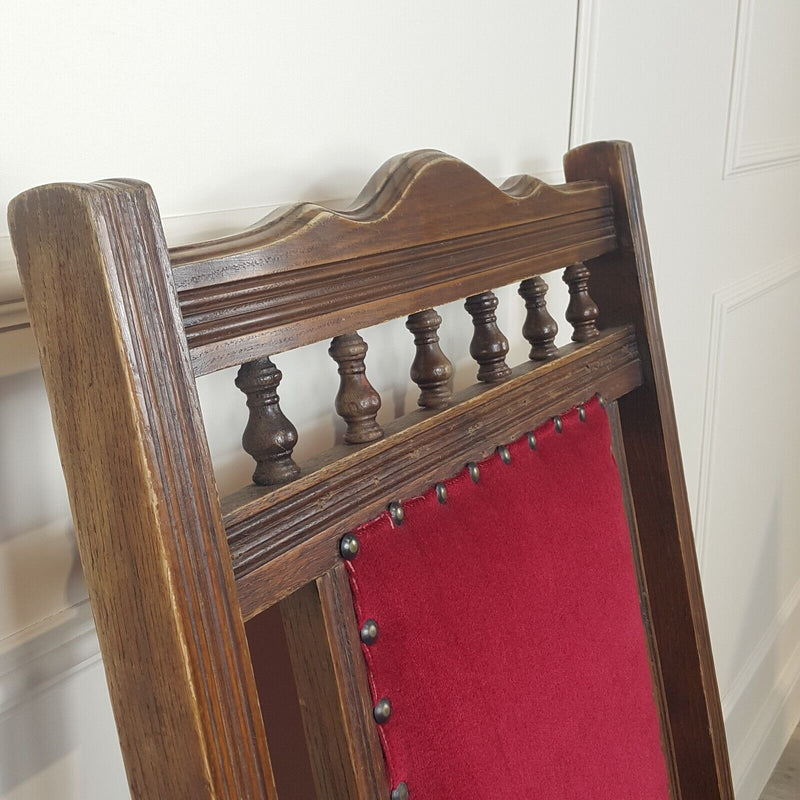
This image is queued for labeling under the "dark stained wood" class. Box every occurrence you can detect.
[564,140,734,799]
[170,151,616,375]
[406,308,454,408]
[563,262,600,341]
[328,332,383,444]
[519,276,559,360]
[464,290,512,383]
[8,181,275,799]
[606,400,681,799]
[10,143,732,800]
[281,563,388,800]
[224,326,643,618]
[236,357,301,486]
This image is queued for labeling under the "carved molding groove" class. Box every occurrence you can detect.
[0,166,567,377]
[170,152,614,374]
[695,253,800,573]
[723,0,800,177]
[0,600,101,722]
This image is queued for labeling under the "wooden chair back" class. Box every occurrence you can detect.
[8,141,733,799]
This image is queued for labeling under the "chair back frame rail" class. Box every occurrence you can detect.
[9,141,733,800]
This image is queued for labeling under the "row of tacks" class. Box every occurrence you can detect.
[338,400,597,800]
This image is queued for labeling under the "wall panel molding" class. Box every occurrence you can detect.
[0,600,99,722]
[727,612,800,797]
[723,0,800,178]
[569,0,598,149]
[695,253,800,574]
[695,253,800,796]
[721,576,800,721]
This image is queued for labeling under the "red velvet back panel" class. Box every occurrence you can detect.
[345,397,670,799]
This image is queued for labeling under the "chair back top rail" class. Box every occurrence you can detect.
[170,150,616,374]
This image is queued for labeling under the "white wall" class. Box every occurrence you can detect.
[573,2,800,796]
[1,2,798,798]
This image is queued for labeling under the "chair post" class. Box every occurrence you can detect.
[9,181,276,800]
[281,563,390,800]
[564,141,734,800]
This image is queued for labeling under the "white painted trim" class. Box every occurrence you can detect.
[723,0,800,178]
[720,575,800,794]
[721,577,800,719]
[569,0,599,149]
[695,253,800,573]
[0,243,27,330]
[0,298,28,333]
[0,600,100,721]
[700,256,800,795]
[729,630,800,795]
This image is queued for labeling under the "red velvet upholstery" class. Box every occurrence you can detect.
[345,397,670,798]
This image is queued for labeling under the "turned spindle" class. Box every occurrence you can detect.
[518,277,558,360]
[329,332,383,444]
[235,357,300,486]
[563,262,600,342]
[464,291,511,383]
[406,308,454,408]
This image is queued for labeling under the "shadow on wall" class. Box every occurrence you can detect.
[721,494,800,797]
[0,606,96,795]
[0,367,108,796]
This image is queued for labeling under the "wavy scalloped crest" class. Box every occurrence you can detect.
[170,150,609,288]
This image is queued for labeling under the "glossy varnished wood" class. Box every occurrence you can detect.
[236,357,301,486]
[564,140,734,799]
[563,262,600,341]
[464,290,512,382]
[224,326,643,618]
[170,151,616,374]
[328,332,383,444]
[406,308,453,408]
[8,182,275,799]
[519,276,559,360]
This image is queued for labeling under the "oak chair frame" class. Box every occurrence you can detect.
[9,141,733,799]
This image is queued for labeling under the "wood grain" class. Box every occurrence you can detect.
[9,143,733,800]
[281,563,388,799]
[565,140,734,799]
[170,150,616,374]
[8,182,275,799]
